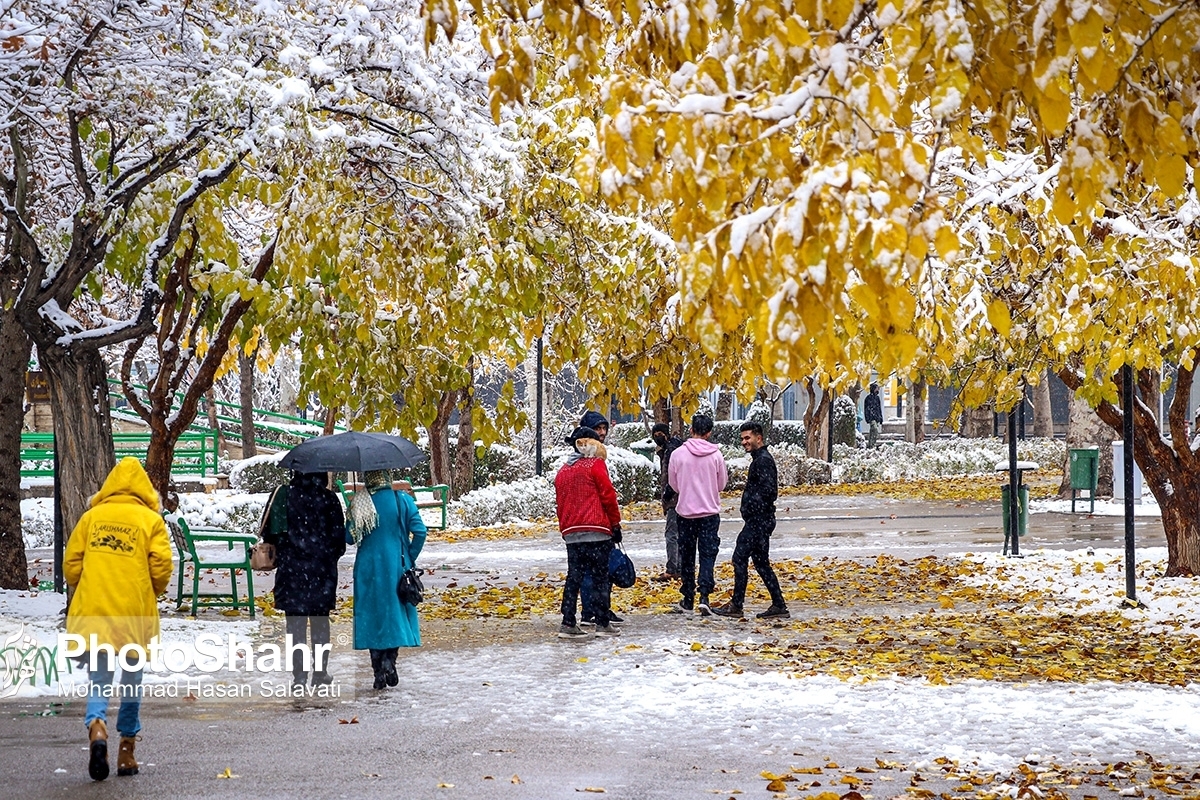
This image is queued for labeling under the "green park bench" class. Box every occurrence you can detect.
[164,513,256,617]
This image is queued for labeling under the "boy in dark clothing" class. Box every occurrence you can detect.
[652,422,683,580]
[713,421,789,619]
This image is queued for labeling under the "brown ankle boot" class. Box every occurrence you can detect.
[117,736,138,776]
[87,719,109,781]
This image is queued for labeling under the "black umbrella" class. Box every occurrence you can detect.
[278,431,427,473]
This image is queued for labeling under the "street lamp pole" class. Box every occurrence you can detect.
[535,337,543,477]
[1122,364,1138,604]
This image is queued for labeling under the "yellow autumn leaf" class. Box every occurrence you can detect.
[986,299,1011,337]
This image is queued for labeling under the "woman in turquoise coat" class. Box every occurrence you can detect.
[348,470,428,689]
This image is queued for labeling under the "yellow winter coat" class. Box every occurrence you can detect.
[65,458,173,650]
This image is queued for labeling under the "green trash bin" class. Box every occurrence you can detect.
[1069,448,1099,513]
[1001,483,1029,539]
[630,441,657,462]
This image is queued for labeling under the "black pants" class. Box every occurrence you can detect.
[677,514,721,604]
[561,540,613,626]
[730,520,785,608]
[285,614,331,675]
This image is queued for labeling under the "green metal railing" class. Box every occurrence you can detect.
[21,431,219,478]
[107,378,345,452]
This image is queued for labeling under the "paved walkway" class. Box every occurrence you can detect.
[3,496,1181,798]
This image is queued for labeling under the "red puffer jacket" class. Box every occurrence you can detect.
[554,443,620,538]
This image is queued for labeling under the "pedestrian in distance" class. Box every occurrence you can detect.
[713,421,790,620]
[865,382,884,449]
[347,469,427,690]
[261,471,346,686]
[577,410,623,625]
[652,422,683,581]
[64,457,173,781]
[667,414,727,616]
[554,426,623,639]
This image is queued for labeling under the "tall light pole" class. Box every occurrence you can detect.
[535,337,543,477]
[1122,364,1138,605]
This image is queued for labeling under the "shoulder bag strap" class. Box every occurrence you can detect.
[393,489,414,570]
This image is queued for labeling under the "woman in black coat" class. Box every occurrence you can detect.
[263,471,346,685]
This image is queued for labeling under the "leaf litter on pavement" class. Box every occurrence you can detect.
[753,753,1200,800]
[414,552,1200,687]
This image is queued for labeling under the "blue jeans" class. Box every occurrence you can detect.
[84,651,144,737]
[677,514,721,604]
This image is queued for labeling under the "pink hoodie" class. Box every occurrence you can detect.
[667,437,728,518]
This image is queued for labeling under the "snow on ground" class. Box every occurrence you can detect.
[390,628,1200,770]
[964,547,1200,634]
[1032,496,1161,517]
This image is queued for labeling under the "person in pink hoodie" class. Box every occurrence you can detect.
[667,414,728,615]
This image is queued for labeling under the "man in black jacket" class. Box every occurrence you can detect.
[652,423,684,580]
[713,421,789,619]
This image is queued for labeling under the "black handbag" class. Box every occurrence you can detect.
[393,490,424,605]
[397,568,424,605]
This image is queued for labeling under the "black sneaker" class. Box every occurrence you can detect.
[756,605,791,620]
[697,595,712,617]
[667,600,693,614]
[711,603,744,618]
[608,613,624,623]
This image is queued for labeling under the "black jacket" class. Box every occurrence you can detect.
[266,473,347,616]
[656,436,684,510]
[864,392,883,424]
[740,446,777,523]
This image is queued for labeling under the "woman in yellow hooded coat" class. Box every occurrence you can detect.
[64,457,172,781]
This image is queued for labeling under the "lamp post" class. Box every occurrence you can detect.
[535,337,543,477]
[1007,402,1020,557]
[1122,364,1138,604]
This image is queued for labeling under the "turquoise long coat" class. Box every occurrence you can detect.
[352,489,427,650]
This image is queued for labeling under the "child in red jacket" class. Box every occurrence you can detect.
[554,426,621,639]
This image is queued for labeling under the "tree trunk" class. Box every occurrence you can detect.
[427,390,459,488]
[143,422,177,511]
[1058,390,1114,497]
[911,379,927,443]
[43,346,117,539]
[960,405,994,438]
[0,308,31,588]
[452,381,475,499]
[715,389,734,421]
[652,397,669,426]
[205,389,226,454]
[1060,365,1200,576]
[323,405,339,436]
[238,349,257,457]
[1033,370,1054,438]
[804,382,832,461]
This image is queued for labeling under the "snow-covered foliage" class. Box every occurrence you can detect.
[832,395,857,446]
[452,477,555,527]
[833,438,1067,484]
[20,499,53,549]
[176,492,268,536]
[228,452,289,493]
[603,446,660,504]
[744,400,773,436]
